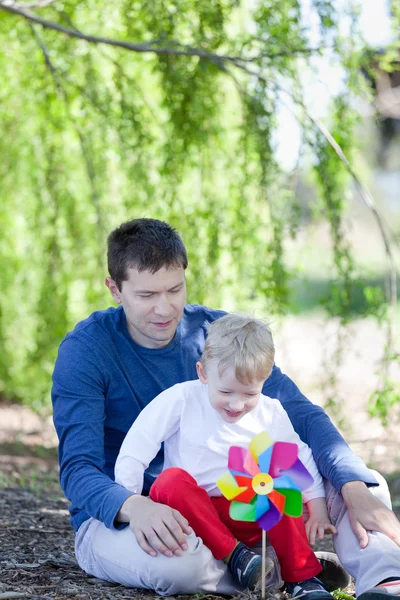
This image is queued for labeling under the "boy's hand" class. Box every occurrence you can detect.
[305,497,337,546]
[117,495,192,558]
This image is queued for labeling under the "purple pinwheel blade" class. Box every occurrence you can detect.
[255,493,270,520]
[269,442,298,478]
[273,474,300,491]
[257,500,283,530]
[228,446,251,475]
[281,458,314,491]
[275,488,303,517]
[230,497,257,522]
[257,445,273,474]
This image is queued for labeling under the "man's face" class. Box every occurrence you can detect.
[197,361,264,423]
[106,265,186,349]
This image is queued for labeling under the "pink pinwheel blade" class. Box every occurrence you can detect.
[257,500,283,530]
[281,458,314,491]
[228,446,250,475]
[243,450,260,476]
[268,442,298,478]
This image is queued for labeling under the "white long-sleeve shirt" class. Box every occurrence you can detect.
[115,379,325,503]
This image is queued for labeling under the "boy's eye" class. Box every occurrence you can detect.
[219,390,231,395]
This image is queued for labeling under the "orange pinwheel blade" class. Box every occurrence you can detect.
[267,489,286,514]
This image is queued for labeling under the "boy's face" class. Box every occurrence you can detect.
[196,361,264,424]
[106,265,186,349]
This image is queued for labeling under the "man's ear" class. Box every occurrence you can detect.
[196,361,207,383]
[105,277,122,304]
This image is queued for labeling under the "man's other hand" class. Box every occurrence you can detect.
[117,495,193,557]
[342,480,400,549]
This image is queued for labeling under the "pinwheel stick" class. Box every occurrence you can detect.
[261,529,267,600]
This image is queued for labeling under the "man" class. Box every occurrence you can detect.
[52,218,400,599]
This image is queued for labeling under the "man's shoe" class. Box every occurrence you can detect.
[227,542,274,591]
[315,551,352,591]
[286,576,332,600]
[358,578,400,600]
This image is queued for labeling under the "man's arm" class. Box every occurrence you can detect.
[52,336,133,530]
[263,365,377,490]
[265,365,400,548]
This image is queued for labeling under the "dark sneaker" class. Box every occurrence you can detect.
[358,579,400,600]
[315,551,352,591]
[228,542,274,591]
[286,576,332,600]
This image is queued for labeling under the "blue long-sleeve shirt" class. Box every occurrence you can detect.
[52,304,377,533]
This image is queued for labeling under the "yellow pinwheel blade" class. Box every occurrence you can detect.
[250,431,273,462]
[217,471,248,501]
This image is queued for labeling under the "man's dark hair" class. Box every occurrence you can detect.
[107,218,188,290]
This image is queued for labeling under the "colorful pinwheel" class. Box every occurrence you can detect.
[217,432,314,530]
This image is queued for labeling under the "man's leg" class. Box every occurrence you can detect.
[326,470,400,596]
[75,516,241,596]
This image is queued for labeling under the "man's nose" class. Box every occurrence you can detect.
[153,294,172,316]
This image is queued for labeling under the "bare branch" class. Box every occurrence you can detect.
[13,0,60,8]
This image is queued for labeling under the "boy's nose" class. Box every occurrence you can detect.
[228,400,245,411]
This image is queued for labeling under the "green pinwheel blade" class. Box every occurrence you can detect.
[275,488,303,517]
[229,497,257,522]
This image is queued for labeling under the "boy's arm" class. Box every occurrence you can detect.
[263,365,377,490]
[114,385,183,493]
[305,497,337,545]
[114,385,193,558]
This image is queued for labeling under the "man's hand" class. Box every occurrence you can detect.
[305,497,337,546]
[342,480,400,549]
[117,495,192,558]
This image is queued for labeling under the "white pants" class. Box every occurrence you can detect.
[75,471,400,596]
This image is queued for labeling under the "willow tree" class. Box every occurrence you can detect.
[0,0,398,416]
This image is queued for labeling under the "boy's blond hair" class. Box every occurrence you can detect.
[200,314,275,384]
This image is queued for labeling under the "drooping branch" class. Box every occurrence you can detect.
[0,1,323,65]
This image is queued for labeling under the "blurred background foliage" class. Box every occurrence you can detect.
[0,0,399,416]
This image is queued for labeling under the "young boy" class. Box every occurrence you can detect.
[115,314,337,598]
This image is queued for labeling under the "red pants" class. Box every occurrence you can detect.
[150,468,321,583]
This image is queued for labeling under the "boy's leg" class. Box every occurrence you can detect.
[149,468,237,559]
[267,515,322,582]
[211,495,283,590]
[75,516,240,596]
[326,470,400,596]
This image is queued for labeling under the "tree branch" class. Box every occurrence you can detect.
[0,1,323,65]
